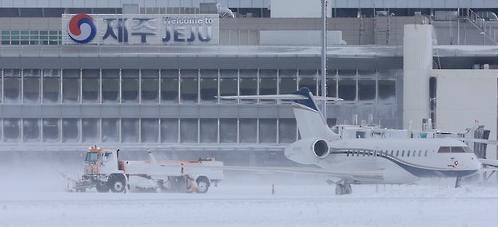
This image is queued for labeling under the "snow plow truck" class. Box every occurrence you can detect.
[70,146,224,193]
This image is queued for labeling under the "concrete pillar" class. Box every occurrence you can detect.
[403,24,433,130]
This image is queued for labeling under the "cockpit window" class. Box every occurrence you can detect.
[451,147,466,153]
[437,147,451,153]
[438,146,470,153]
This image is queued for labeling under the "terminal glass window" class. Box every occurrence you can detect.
[338,69,357,77]
[239,69,257,103]
[358,79,376,101]
[82,118,99,143]
[161,69,179,103]
[220,69,238,104]
[23,69,41,103]
[4,69,21,103]
[62,119,79,143]
[298,70,317,95]
[23,119,40,142]
[43,118,60,142]
[1,31,9,45]
[141,118,159,143]
[140,69,159,103]
[3,118,20,142]
[121,118,139,143]
[259,69,277,103]
[180,69,198,103]
[259,119,277,143]
[102,118,119,143]
[220,118,237,143]
[180,118,198,143]
[200,69,218,103]
[102,69,120,103]
[161,118,178,143]
[141,69,159,103]
[326,70,337,98]
[279,69,297,95]
[62,69,80,103]
[279,118,296,143]
[358,69,376,77]
[239,118,257,143]
[200,118,217,143]
[82,69,100,103]
[42,69,60,103]
[121,69,139,103]
[338,79,356,101]
[378,80,396,102]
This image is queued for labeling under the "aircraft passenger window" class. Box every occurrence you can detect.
[424,150,428,157]
[396,150,399,157]
[401,150,405,157]
[451,147,466,153]
[390,150,394,156]
[412,151,416,157]
[418,150,422,157]
[438,147,451,153]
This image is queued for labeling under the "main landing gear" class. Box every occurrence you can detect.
[327,179,352,195]
[455,176,462,188]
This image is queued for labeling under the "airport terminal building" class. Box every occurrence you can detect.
[0,0,497,163]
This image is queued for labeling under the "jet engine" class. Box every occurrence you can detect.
[312,139,329,158]
[284,138,330,164]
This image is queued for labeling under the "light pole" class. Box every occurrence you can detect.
[320,0,328,118]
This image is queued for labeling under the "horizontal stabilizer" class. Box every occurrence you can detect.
[219,94,307,100]
[312,96,343,102]
[219,94,342,102]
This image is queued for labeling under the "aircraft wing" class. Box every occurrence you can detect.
[218,166,384,183]
[479,159,498,168]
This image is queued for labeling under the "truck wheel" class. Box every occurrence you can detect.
[96,181,109,193]
[196,177,210,193]
[108,174,126,193]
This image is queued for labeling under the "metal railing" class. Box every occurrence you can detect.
[463,8,497,44]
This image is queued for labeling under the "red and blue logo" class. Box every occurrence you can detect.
[68,13,96,44]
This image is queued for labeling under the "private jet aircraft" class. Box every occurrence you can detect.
[221,87,482,195]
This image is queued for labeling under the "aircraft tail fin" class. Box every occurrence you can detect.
[220,87,340,140]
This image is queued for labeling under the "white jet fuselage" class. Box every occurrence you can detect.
[285,138,481,184]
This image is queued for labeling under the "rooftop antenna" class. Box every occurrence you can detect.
[320,0,328,119]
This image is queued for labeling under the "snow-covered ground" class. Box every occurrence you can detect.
[0,161,497,227]
[0,176,497,227]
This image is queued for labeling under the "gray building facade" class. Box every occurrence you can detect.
[0,1,496,165]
